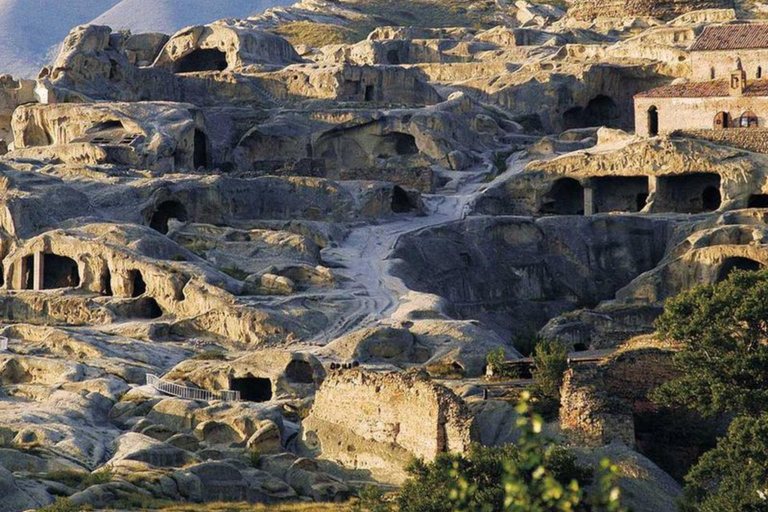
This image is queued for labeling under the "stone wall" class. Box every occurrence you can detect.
[691,49,768,81]
[672,128,768,154]
[300,369,477,484]
[635,95,768,137]
[560,344,678,447]
[567,0,733,21]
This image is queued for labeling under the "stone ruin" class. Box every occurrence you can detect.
[300,369,478,484]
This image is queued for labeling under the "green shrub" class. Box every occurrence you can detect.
[530,339,568,418]
[38,498,82,512]
[83,468,113,487]
[486,348,518,380]
[221,264,250,281]
[193,350,226,361]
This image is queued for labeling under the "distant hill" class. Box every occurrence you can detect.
[0,0,293,78]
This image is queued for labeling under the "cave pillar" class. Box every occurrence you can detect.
[33,251,44,291]
[583,180,596,216]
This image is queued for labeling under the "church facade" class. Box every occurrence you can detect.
[635,23,768,137]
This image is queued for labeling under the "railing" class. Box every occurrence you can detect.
[0,336,8,352]
[146,374,240,402]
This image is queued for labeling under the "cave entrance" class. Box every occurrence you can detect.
[134,297,163,319]
[174,48,228,73]
[539,178,584,215]
[149,200,188,235]
[393,132,418,155]
[563,95,620,130]
[592,176,650,213]
[748,194,768,208]
[230,376,272,402]
[128,269,147,298]
[648,106,659,136]
[43,254,80,290]
[101,267,113,296]
[387,49,401,65]
[655,173,721,214]
[193,129,208,169]
[716,257,764,283]
[364,85,375,101]
[285,360,314,384]
[374,132,419,160]
[392,186,415,213]
[573,342,588,352]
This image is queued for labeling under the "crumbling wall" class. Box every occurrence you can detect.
[560,344,678,447]
[300,369,478,483]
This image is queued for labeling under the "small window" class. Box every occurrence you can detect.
[759,66,763,79]
[710,67,716,80]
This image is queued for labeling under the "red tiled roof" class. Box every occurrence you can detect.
[636,79,768,98]
[690,23,768,51]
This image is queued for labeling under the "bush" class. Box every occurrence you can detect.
[193,350,226,361]
[530,339,568,418]
[486,348,518,380]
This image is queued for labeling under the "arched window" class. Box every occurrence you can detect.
[710,67,716,79]
[739,110,758,128]
[647,106,659,136]
[758,66,763,79]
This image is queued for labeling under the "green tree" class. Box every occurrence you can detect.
[531,339,569,419]
[682,414,768,512]
[652,269,768,417]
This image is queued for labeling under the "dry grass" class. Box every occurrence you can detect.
[273,21,364,47]
[343,0,497,29]
[158,503,356,512]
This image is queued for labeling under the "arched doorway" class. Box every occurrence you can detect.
[193,130,208,169]
[128,269,147,298]
[648,106,659,136]
[42,254,80,290]
[713,111,729,129]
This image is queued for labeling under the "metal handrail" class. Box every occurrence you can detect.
[146,374,240,402]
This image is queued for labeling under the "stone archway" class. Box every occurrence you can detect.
[716,257,763,283]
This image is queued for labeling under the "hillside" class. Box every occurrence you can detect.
[0,0,291,78]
